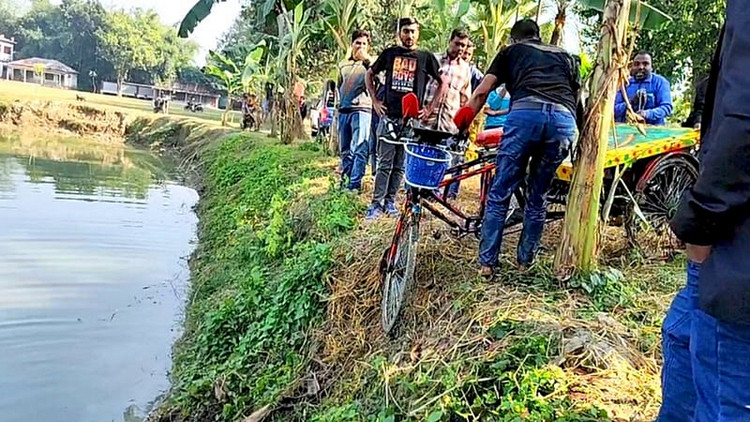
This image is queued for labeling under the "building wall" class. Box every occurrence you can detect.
[0,40,13,62]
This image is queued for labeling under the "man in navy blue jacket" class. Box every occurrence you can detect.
[657,3,750,420]
[614,52,673,125]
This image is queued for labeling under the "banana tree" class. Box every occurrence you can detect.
[203,50,243,126]
[554,0,634,276]
[276,1,311,143]
[178,0,228,37]
[418,0,472,52]
[319,0,364,62]
[469,0,537,63]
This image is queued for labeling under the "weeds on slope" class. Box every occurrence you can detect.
[156,135,362,422]
[295,180,684,421]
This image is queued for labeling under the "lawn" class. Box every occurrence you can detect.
[0,80,243,126]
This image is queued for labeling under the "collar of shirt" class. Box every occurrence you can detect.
[630,73,654,84]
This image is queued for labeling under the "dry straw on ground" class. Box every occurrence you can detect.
[309,175,671,421]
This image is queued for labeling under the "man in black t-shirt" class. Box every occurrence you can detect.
[364,17,445,219]
[454,19,580,277]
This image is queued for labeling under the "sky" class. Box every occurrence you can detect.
[46,0,244,65]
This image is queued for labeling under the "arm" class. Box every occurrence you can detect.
[366,68,386,117]
[644,78,673,122]
[464,75,499,120]
[460,77,471,106]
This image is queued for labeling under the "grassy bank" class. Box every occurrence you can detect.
[0,80,241,126]
[152,131,362,421]
[116,113,682,421]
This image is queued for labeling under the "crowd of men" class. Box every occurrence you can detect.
[339,6,750,420]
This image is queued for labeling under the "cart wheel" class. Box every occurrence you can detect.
[381,206,420,335]
[626,153,698,257]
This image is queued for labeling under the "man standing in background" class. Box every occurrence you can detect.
[614,51,673,126]
[423,28,472,200]
[423,28,472,133]
[337,29,373,192]
[365,17,445,219]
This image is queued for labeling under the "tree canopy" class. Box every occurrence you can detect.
[0,0,198,91]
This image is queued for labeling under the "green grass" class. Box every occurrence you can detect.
[0,79,242,125]
[157,131,362,421]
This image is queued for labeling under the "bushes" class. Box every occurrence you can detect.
[163,133,361,421]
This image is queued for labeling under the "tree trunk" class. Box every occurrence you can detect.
[117,74,124,97]
[549,5,567,46]
[222,98,232,127]
[554,0,632,277]
[280,89,304,144]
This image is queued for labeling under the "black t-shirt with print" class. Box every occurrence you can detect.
[371,46,442,118]
[486,40,580,115]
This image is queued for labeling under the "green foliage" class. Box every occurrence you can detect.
[166,133,361,421]
[570,267,639,311]
[637,0,725,84]
[3,0,197,91]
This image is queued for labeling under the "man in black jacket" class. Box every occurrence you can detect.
[682,76,709,130]
[658,3,750,421]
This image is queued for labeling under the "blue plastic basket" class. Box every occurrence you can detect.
[404,144,451,189]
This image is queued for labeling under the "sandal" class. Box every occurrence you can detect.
[480,266,494,280]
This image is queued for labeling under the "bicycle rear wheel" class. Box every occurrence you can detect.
[381,204,421,334]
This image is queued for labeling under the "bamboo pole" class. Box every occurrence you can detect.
[554,0,631,277]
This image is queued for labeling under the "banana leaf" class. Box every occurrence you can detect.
[178,0,227,38]
[577,0,672,29]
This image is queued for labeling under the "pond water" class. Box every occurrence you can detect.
[0,133,198,422]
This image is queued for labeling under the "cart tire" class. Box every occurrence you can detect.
[381,206,420,335]
[626,153,699,255]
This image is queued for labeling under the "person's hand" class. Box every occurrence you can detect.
[419,104,434,122]
[372,98,387,117]
[686,243,712,264]
[637,110,648,119]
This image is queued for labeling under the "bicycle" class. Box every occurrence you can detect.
[378,107,542,334]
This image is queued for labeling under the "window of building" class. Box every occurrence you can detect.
[2,46,11,54]
[45,73,55,81]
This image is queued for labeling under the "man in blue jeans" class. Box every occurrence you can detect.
[659,4,750,420]
[454,19,579,277]
[337,29,373,192]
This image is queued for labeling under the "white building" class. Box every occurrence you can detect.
[0,34,15,78]
[5,57,78,89]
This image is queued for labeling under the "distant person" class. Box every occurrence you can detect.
[423,28,472,133]
[337,29,373,192]
[364,17,445,219]
[614,51,673,125]
[659,5,750,420]
[299,95,308,120]
[454,19,580,277]
[464,41,484,92]
[423,28,472,200]
[683,76,709,130]
[484,85,511,130]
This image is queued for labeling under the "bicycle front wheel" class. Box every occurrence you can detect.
[381,205,420,334]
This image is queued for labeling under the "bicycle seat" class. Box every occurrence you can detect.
[476,128,503,148]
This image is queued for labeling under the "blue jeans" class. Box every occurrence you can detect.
[658,262,750,422]
[478,108,574,267]
[338,110,372,189]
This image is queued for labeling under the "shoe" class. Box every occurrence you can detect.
[384,202,400,217]
[365,204,383,220]
[480,266,494,280]
[347,185,361,194]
